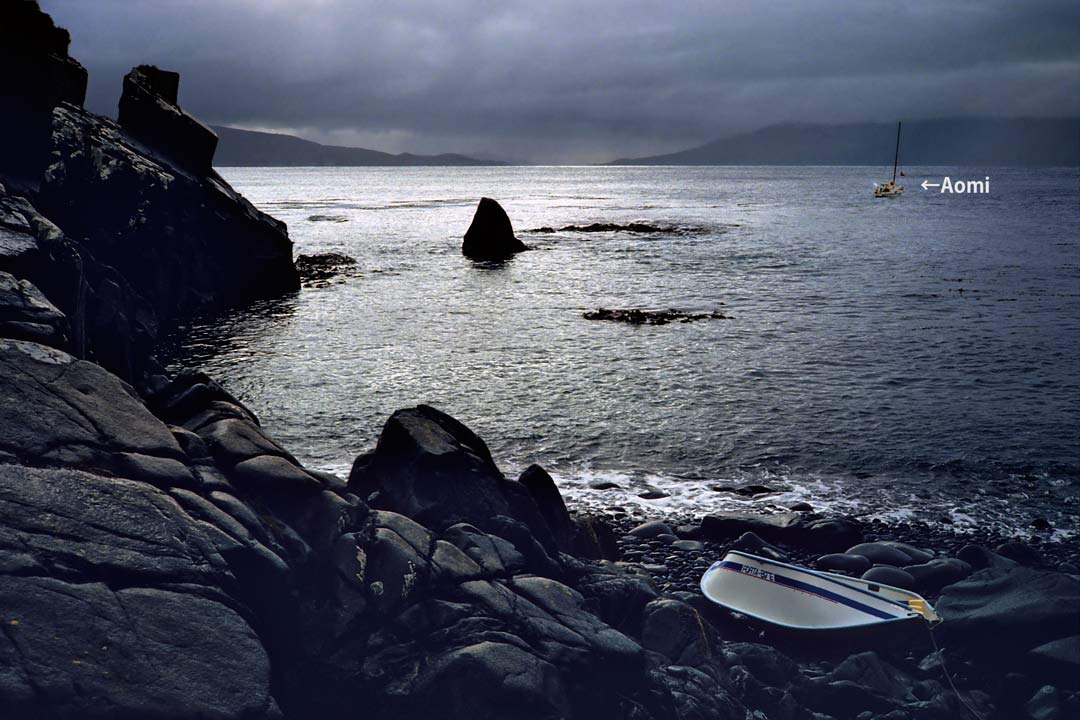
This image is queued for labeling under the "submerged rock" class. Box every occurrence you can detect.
[462,197,527,260]
[584,307,729,325]
[553,222,690,234]
[296,252,359,287]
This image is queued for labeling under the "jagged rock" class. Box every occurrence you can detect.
[38,104,298,341]
[348,405,555,549]
[118,65,218,175]
[461,197,527,260]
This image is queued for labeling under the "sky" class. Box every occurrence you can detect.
[42,0,1080,164]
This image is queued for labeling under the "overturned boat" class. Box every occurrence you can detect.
[700,551,939,631]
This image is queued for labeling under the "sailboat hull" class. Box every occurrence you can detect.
[874,185,904,198]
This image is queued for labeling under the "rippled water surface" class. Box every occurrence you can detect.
[163,166,1080,536]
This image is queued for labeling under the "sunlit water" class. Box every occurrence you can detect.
[162,166,1080,538]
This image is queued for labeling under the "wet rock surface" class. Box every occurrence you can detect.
[584,307,730,325]
[295,251,359,287]
[534,222,694,235]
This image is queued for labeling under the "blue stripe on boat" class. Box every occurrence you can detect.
[716,560,898,621]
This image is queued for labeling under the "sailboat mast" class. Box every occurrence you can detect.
[892,121,901,182]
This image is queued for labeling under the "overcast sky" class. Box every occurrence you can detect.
[42,0,1080,164]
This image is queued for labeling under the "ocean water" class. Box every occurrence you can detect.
[162,166,1080,538]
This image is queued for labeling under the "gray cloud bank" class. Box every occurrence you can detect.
[42,0,1080,164]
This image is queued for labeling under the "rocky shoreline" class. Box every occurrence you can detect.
[1,4,1077,719]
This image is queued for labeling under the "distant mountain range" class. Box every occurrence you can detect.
[610,118,1079,166]
[211,125,502,167]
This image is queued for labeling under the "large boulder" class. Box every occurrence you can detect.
[0,576,277,720]
[937,566,1080,666]
[0,338,183,471]
[118,64,218,175]
[461,197,527,260]
[349,405,555,548]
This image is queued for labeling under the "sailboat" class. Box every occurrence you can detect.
[874,121,904,198]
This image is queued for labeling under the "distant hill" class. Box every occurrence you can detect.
[211,125,503,167]
[610,118,1079,166]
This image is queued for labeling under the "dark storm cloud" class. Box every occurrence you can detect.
[41,0,1080,163]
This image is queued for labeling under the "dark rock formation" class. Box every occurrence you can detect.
[461,197,527,260]
[348,405,556,547]
[537,222,692,235]
[118,64,218,175]
[584,307,730,325]
[0,1,87,183]
[37,104,299,337]
[295,252,359,287]
[1,6,298,389]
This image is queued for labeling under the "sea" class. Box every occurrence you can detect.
[161,166,1080,539]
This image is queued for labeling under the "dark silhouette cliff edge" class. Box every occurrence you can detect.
[0,4,1076,720]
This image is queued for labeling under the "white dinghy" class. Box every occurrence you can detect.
[700,551,939,631]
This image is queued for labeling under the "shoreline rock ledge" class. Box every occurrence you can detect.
[462,196,528,260]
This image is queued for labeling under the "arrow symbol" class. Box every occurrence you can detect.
[921,180,941,190]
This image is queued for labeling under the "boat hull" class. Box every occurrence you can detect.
[700,551,937,631]
[874,185,904,198]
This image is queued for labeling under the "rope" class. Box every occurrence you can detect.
[928,623,984,720]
